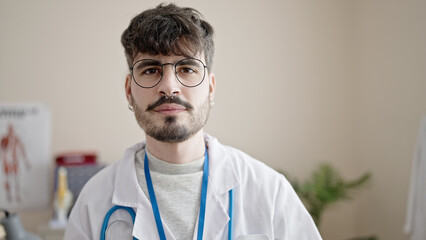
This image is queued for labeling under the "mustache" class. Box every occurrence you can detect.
[146,95,193,111]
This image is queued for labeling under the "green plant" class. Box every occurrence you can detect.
[282,163,371,227]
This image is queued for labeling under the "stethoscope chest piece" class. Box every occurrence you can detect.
[105,220,133,239]
[100,205,137,240]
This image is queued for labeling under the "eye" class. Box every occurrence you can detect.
[143,68,160,75]
[133,60,162,77]
[179,67,196,74]
[176,59,204,75]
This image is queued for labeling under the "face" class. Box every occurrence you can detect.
[125,53,216,143]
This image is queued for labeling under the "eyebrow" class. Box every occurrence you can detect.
[178,59,200,66]
[133,60,162,70]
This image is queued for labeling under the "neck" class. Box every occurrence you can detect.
[145,130,206,164]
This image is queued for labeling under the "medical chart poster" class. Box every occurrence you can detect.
[0,103,51,211]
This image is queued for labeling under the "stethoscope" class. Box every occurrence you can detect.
[100,149,234,240]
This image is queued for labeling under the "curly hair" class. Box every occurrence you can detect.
[121,3,214,70]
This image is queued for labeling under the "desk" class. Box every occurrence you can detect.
[37,224,65,240]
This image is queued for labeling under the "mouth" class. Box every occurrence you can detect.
[146,95,193,115]
[153,103,187,115]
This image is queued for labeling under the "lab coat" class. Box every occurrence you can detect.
[64,134,321,240]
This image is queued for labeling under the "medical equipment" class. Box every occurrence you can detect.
[51,167,73,227]
[100,150,234,240]
[0,209,41,240]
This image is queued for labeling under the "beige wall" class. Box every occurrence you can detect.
[353,1,426,240]
[0,1,425,239]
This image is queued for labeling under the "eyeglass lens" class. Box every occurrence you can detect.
[132,58,206,88]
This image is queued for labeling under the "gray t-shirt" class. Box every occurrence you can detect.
[135,148,204,240]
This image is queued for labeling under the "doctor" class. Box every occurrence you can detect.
[64,3,321,240]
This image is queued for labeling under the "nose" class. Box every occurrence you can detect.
[157,64,181,97]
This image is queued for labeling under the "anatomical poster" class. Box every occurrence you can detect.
[0,103,51,211]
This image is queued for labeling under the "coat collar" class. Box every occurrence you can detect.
[111,141,144,207]
[205,134,239,196]
[111,134,240,239]
[202,134,239,239]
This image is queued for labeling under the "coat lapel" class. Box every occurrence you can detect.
[200,135,239,239]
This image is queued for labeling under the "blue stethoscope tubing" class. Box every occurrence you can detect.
[100,205,137,240]
[100,150,234,240]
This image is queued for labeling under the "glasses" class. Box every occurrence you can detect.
[130,58,207,88]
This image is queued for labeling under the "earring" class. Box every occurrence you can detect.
[210,101,215,107]
[128,104,134,112]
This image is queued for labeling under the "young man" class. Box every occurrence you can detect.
[64,4,321,240]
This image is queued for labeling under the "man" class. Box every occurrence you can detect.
[65,4,321,240]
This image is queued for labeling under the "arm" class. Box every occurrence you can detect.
[16,138,30,170]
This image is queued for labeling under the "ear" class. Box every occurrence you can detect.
[208,72,216,102]
[125,74,133,105]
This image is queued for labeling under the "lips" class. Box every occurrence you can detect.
[146,96,193,112]
[154,103,186,114]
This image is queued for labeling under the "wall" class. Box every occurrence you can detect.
[353,1,426,239]
[0,1,425,240]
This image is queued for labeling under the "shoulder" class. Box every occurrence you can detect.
[206,135,321,238]
[206,134,287,201]
[75,141,144,204]
[77,162,118,201]
[207,134,285,184]
[68,160,120,221]
[65,142,143,240]
[64,162,120,240]
[226,145,280,176]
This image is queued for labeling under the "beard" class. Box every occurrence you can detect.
[132,95,210,143]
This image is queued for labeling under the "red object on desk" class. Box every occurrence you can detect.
[55,152,97,166]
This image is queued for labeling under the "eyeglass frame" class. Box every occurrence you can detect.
[129,57,208,89]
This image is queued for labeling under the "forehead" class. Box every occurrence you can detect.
[133,52,205,64]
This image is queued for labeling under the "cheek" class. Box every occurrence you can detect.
[185,83,211,103]
[131,88,151,107]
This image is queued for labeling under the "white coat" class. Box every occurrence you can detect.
[64,134,321,240]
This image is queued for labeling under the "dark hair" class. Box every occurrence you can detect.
[121,3,214,70]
